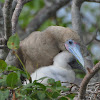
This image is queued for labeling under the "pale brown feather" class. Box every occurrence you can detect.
[18,26,80,74]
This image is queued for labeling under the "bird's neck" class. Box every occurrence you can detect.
[44,27,67,51]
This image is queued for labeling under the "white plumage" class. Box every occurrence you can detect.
[25,51,75,86]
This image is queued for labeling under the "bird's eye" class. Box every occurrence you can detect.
[68,40,73,45]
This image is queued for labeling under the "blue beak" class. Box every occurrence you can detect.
[65,42,84,67]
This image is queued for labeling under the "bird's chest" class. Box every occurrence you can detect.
[30,36,60,67]
[51,67,75,83]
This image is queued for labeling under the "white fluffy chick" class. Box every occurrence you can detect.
[24,51,75,86]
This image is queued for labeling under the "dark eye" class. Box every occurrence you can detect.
[68,40,73,45]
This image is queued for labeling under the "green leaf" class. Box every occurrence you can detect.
[29,91,38,99]
[0,60,7,71]
[20,70,30,79]
[0,75,7,87]
[6,72,18,88]
[56,87,70,92]
[47,78,55,85]
[23,83,34,89]
[76,73,85,78]
[0,90,9,100]
[67,93,76,100]
[7,65,20,71]
[38,77,48,81]
[46,87,53,93]
[52,91,60,98]
[33,82,46,90]
[20,87,33,96]
[16,93,32,100]
[55,81,61,87]
[59,97,68,100]
[7,34,20,50]
[16,71,22,86]
[37,91,46,100]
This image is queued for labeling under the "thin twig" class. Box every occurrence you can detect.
[3,0,13,40]
[78,61,100,99]
[12,0,32,34]
[0,4,4,38]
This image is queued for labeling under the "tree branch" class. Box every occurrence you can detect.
[0,0,13,60]
[71,0,94,73]
[3,0,13,40]
[71,0,84,40]
[25,0,71,37]
[0,4,4,38]
[85,0,100,3]
[23,0,32,4]
[12,0,17,15]
[12,0,32,34]
[78,61,100,99]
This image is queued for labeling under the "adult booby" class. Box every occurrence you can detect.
[18,26,84,74]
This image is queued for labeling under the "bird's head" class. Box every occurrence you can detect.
[45,26,84,70]
[65,39,84,68]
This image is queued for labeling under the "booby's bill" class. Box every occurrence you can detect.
[65,40,84,67]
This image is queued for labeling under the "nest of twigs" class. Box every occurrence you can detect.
[60,82,100,100]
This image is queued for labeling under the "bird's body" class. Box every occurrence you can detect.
[18,26,81,74]
[25,51,75,86]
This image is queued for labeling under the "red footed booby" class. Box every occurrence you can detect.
[17,26,84,74]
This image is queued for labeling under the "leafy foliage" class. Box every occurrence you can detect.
[0,60,7,71]
[19,0,44,28]
[6,72,18,88]
[7,34,20,50]
[0,90,9,100]
[0,0,4,3]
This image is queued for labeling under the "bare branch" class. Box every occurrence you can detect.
[23,0,32,4]
[12,0,32,34]
[0,45,7,49]
[0,0,13,60]
[71,0,94,74]
[0,4,4,38]
[12,0,23,34]
[78,61,100,99]
[3,0,13,40]
[71,0,84,40]
[12,0,17,15]
[0,38,7,45]
[85,0,100,3]
[25,0,71,37]
[86,29,99,45]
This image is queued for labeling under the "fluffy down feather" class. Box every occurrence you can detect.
[24,51,75,86]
